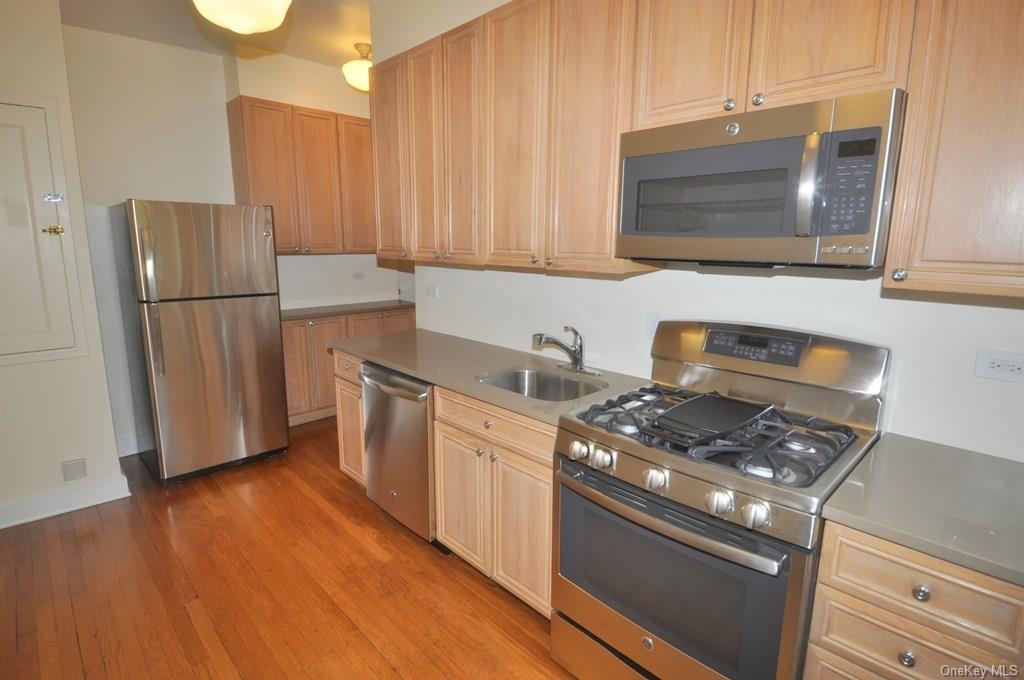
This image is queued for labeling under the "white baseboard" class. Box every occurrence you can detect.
[0,475,131,529]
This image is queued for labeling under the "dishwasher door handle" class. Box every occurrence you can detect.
[360,374,429,402]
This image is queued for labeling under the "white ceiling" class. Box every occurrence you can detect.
[59,0,372,67]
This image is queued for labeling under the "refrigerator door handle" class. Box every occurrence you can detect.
[149,305,165,376]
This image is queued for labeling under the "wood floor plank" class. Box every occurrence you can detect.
[0,418,569,680]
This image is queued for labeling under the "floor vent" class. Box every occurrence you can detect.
[61,458,87,481]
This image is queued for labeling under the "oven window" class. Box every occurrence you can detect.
[636,168,788,235]
[559,484,790,680]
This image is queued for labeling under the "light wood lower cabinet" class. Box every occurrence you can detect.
[807,522,1024,678]
[433,391,556,617]
[281,320,312,417]
[335,377,366,485]
[347,308,417,338]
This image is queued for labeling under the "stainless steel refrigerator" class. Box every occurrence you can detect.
[126,199,289,481]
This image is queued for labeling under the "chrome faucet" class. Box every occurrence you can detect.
[533,326,595,374]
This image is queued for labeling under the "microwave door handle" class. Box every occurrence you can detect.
[794,132,822,237]
[557,471,782,576]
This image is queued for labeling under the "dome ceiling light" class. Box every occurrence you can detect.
[342,43,373,93]
[192,0,293,35]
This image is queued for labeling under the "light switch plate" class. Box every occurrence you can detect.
[352,270,365,280]
[975,349,1024,383]
[425,285,439,299]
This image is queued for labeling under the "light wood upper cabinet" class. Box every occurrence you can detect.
[632,0,754,128]
[293,107,343,253]
[546,0,642,273]
[229,97,301,253]
[442,19,486,264]
[336,378,366,485]
[434,422,491,573]
[482,0,550,269]
[370,55,410,259]
[337,115,377,253]
[746,0,915,110]
[406,38,446,262]
[310,317,348,411]
[281,320,312,416]
[884,0,1024,298]
[490,442,552,615]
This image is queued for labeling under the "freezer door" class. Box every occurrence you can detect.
[128,199,277,301]
[140,295,289,479]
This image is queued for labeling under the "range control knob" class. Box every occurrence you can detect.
[704,489,734,516]
[591,447,614,469]
[568,440,590,461]
[740,502,771,529]
[641,468,668,492]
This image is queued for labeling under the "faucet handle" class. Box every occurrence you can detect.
[563,326,582,348]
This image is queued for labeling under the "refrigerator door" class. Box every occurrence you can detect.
[127,199,277,301]
[140,295,288,479]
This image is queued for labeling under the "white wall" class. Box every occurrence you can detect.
[235,45,370,116]
[374,0,1024,463]
[0,0,127,527]
[278,254,400,308]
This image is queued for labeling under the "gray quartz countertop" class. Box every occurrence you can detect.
[280,299,413,321]
[824,433,1024,587]
[328,329,648,427]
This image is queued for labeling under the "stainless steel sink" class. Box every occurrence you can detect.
[478,367,608,402]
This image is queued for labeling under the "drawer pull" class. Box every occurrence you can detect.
[342,362,352,370]
[911,584,931,602]
[483,420,494,429]
[898,650,916,668]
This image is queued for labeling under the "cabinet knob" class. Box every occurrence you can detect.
[544,257,555,265]
[483,420,494,430]
[751,92,765,106]
[897,650,915,668]
[891,268,909,282]
[726,122,740,136]
[433,251,441,259]
[530,255,539,264]
[342,362,351,369]
[723,98,736,111]
[304,247,311,253]
[443,251,451,259]
[263,230,272,238]
[293,246,301,252]
[489,452,499,462]
[400,248,407,257]
[377,313,384,318]
[911,584,931,602]
[307,321,314,326]
[475,447,486,458]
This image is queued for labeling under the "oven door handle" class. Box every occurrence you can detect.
[558,471,782,577]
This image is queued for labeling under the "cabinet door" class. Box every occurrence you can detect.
[884,0,1024,297]
[337,115,377,253]
[546,0,633,272]
[746,0,915,110]
[442,19,485,264]
[293,107,344,253]
[281,320,312,416]
[238,98,301,253]
[632,0,753,128]
[482,0,550,269]
[406,38,446,262]
[434,423,491,573]
[491,444,552,616]
[310,316,348,410]
[370,55,410,259]
[381,309,416,334]
[336,378,366,485]
[346,311,383,338]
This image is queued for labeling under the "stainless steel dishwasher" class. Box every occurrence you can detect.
[360,363,434,541]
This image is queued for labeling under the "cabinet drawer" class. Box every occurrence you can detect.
[810,584,1006,679]
[434,387,556,464]
[803,643,880,680]
[333,351,363,385]
[820,523,1024,660]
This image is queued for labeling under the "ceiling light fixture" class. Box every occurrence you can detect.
[342,43,373,93]
[192,0,292,35]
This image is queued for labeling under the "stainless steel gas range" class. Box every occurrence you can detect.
[550,321,890,680]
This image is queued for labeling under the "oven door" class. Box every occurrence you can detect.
[552,460,814,680]
[617,133,823,266]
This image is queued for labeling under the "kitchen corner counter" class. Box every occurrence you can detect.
[328,329,647,427]
[824,433,1024,587]
[280,299,414,321]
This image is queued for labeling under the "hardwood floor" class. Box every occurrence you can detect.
[0,418,570,679]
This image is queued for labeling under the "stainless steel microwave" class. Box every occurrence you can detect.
[617,89,906,268]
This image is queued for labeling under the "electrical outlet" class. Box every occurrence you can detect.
[425,285,439,299]
[352,270,365,281]
[975,349,1024,383]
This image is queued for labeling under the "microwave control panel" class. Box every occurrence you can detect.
[704,330,805,367]
[820,127,882,236]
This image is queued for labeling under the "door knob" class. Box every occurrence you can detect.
[41,225,65,235]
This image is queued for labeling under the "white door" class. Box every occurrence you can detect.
[0,102,74,355]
